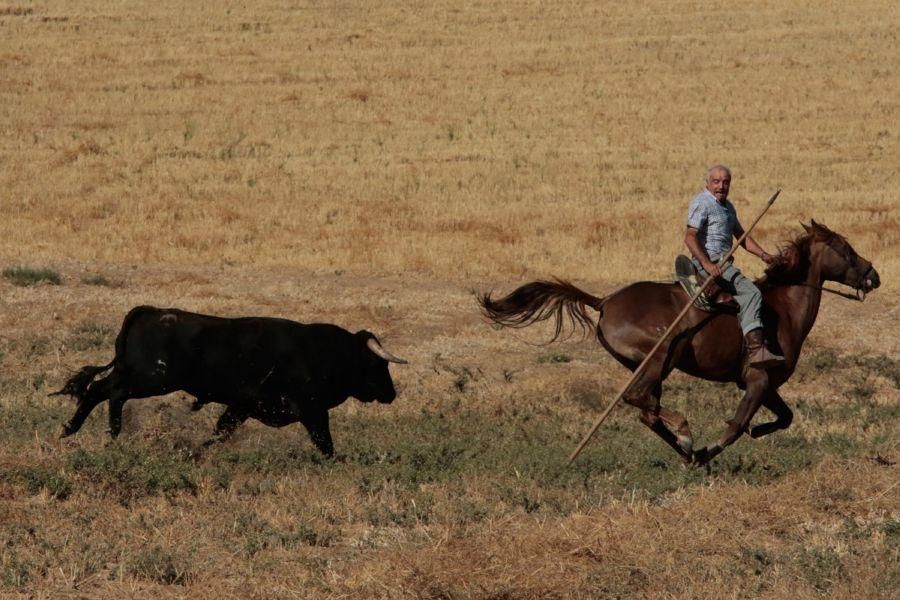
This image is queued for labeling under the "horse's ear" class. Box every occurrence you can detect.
[803,220,828,235]
[809,220,834,237]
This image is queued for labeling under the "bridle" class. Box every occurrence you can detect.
[809,237,877,302]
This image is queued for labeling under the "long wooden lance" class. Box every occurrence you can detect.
[565,189,781,466]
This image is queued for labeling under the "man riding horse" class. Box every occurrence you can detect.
[684,165,785,372]
[479,169,880,465]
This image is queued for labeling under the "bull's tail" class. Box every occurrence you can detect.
[49,305,152,401]
[477,279,606,342]
[49,362,113,400]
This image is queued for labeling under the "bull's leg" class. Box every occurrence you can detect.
[61,374,115,437]
[749,389,793,439]
[300,410,334,457]
[90,370,133,438]
[203,406,247,446]
[107,392,128,438]
[694,371,769,466]
[62,398,103,437]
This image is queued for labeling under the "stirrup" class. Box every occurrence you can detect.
[674,255,709,309]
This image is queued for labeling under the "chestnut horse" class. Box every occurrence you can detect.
[479,221,880,465]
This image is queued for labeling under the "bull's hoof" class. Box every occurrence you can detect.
[201,435,226,448]
[60,423,74,438]
[188,447,207,462]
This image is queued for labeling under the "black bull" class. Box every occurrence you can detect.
[51,306,407,456]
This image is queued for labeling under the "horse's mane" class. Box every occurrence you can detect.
[755,222,841,289]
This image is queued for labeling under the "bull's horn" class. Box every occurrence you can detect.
[367,338,408,364]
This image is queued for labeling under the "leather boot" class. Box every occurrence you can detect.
[744,328,785,370]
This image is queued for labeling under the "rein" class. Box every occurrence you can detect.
[667,279,866,302]
[799,283,866,302]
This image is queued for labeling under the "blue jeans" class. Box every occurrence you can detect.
[692,258,764,334]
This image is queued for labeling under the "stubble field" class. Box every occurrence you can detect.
[1,1,898,598]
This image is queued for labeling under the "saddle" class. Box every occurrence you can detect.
[674,255,739,313]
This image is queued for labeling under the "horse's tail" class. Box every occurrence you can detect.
[49,362,113,400]
[477,278,605,342]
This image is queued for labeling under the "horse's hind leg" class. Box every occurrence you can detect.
[749,388,793,439]
[659,406,693,458]
[628,378,694,463]
[638,409,694,463]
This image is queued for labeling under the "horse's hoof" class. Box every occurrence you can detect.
[693,444,722,467]
[692,448,708,467]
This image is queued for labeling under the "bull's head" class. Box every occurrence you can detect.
[354,331,407,403]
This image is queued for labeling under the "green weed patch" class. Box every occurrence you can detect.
[2,266,61,287]
[66,446,197,503]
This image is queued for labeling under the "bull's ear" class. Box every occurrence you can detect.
[801,221,812,233]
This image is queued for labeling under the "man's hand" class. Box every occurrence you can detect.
[703,260,723,277]
[685,227,722,277]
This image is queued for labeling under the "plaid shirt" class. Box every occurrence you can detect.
[686,189,739,262]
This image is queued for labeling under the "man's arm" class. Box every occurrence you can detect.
[733,221,777,264]
[685,227,722,277]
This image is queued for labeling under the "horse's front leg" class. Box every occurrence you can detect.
[749,388,793,438]
[694,371,769,466]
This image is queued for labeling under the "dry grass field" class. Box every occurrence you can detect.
[1,1,898,598]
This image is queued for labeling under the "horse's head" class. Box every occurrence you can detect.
[805,220,880,294]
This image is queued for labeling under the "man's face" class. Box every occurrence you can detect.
[706,169,731,202]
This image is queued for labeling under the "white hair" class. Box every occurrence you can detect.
[705,164,732,182]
